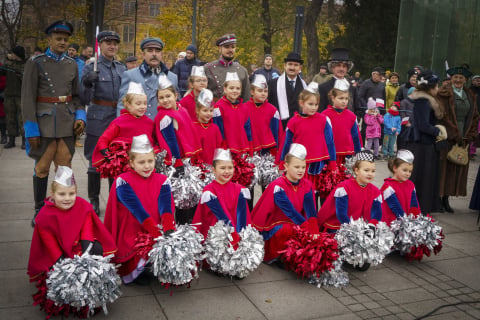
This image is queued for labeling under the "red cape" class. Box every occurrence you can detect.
[192,180,252,240]
[321,106,362,156]
[28,197,117,281]
[381,178,420,225]
[193,121,223,164]
[104,170,173,275]
[215,97,251,154]
[179,91,197,121]
[245,99,284,152]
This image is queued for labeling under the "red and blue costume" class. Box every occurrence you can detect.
[104,169,175,283]
[192,120,223,165]
[251,175,318,262]
[179,90,197,122]
[154,103,202,166]
[213,97,252,155]
[380,178,420,226]
[321,106,362,165]
[318,177,382,231]
[245,98,283,155]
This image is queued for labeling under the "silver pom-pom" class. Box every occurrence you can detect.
[148,224,204,286]
[204,221,264,278]
[335,219,394,267]
[344,156,355,176]
[250,153,281,187]
[169,159,208,209]
[309,257,349,288]
[155,150,172,174]
[46,247,122,316]
[390,214,444,256]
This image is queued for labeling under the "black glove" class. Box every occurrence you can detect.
[163,229,175,237]
[81,240,103,256]
[83,71,99,88]
[173,165,185,178]
[100,148,110,162]
[366,224,376,239]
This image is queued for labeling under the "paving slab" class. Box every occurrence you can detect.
[402,298,459,317]
[0,305,50,320]
[0,269,35,308]
[353,268,417,293]
[0,203,35,221]
[238,279,351,320]
[439,231,480,256]
[105,295,167,320]
[383,287,436,304]
[0,220,33,242]
[0,241,30,271]
[429,256,480,290]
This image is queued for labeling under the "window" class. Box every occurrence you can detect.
[150,4,161,16]
[123,25,134,43]
[123,1,135,15]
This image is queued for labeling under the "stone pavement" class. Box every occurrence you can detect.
[1,136,479,320]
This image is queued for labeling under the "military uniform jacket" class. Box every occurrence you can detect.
[204,58,251,102]
[21,53,83,138]
[0,60,24,97]
[80,55,126,137]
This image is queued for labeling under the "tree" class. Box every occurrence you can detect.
[0,0,23,50]
[303,0,324,81]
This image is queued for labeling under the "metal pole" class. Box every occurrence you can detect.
[134,0,138,56]
[293,6,304,54]
[192,0,197,46]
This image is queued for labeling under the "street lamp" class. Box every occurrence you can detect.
[134,0,138,56]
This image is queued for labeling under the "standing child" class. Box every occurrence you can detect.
[380,149,420,226]
[104,135,175,285]
[180,66,209,121]
[246,74,283,156]
[321,82,362,165]
[364,97,384,160]
[382,101,402,160]
[192,88,223,165]
[252,143,318,262]
[92,82,160,178]
[317,150,382,232]
[279,82,337,191]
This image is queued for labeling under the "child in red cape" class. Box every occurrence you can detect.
[251,143,318,262]
[104,134,175,284]
[180,66,209,121]
[381,149,420,226]
[192,88,223,165]
[317,150,382,232]
[192,148,252,250]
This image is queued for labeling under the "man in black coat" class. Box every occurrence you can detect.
[268,52,307,129]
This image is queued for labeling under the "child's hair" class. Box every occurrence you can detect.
[51,181,77,193]
[298,90,320,104]
[327,88,349,104]
[128,150,155,162]
[284,153,305,164]
[122,93,144,108]
[157,86,177,95]
[212,159,233,168]
[387,157,411,173]
[223,79,242,88]
[352,150,375,172]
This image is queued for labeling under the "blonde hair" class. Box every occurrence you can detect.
[157,86,177,95]
[285,153,305,164]
[298,90,320,104]
[327,88,349,104]
[122,93,144,108]
[128,150,155,162]
[51,181,77,193]
[223,79,242,89]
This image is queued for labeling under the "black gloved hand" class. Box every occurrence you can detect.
[366,224,376,239]
[81,240,93,254]
[163,229,174,237]
[173,165,185,178]
[83,71,99,88]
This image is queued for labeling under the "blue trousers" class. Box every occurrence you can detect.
[382,134,397,157]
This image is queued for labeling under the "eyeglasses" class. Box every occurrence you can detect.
[193,79,208,83]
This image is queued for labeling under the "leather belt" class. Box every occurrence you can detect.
[92,99,117,107]
[36,95,72,103]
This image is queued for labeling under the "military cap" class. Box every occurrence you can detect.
[97,31,120,43]
[446,66,473,78]
[140,37,164,51]
[216,33,236,46]
[125,55,137,63]
[45,20,74,35]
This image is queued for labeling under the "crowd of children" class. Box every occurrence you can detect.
[27,65,447,318]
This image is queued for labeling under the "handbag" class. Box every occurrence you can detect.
[447,144,469,166]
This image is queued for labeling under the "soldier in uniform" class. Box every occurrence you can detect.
[204,34,250,102]
[118,37,178,119]
[80,31,126,215]
[0,46,26,149]
[21,20,85,226]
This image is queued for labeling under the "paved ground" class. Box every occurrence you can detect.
[1,136,479,320]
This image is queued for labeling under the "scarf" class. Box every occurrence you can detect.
[388,109,399,116]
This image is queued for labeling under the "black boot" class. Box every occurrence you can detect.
[21,135,26,150]
[0,135,6,144]
[88,173,101,216]
[32,176,49,227]
[0,117,6,144]
[4,136,15,148]
[442,196,454,213]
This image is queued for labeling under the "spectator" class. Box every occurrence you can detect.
[397,87,416,149]
[67,43,85,78]
[312,65,332,84]
[79,44,94,62]
[251,54,281,83]
[124,56,138,70]
[33,47,43,56]
[385,71,400,111]
[358,67,386,114]
[395,68,418,102]
[171,44,202,98]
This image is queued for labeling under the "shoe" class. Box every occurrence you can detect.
[376,155,383,161]
[88,173,101,216]
[4,136,15,148]
[0,136,6,144]
[21,136,26,150]
[442,196,454,213]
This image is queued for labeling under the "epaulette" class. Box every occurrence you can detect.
[30,53,46,61]
[64,55,75,62]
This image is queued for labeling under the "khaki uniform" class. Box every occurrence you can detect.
[0,61,24,136]
[204,59,251,102]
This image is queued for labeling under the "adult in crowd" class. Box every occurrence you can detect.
[251,54,281,82]
[436,66,480,213]
[79,44,94,62]
[267,52,306,129]
[33,47,43,56]
[118,37,178,119]
[80,31,127,215]
[317,48,356,113]
[408,70,446,215]
[351,71,362,87]
[67,43,85,78]
[469,75,480,159]
[171,44,203,98]
[395,68,418,102]
[358,67,386,113]
[21,20,85,226]
[124,56,138,70]
[0,46,26,149]
[397,86,415,149]
[385,71,400,111]
[204,33,250,101]
[311,65,331,84]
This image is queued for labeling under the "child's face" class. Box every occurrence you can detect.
[130,152,155,178]
[224,80,241,102]
[192,76,208,93]
[332,92,349,109]
[197,105,214,123]
[251,87,268,104]
[390,75,399,84]
[354,161,376,185]
[393,162,413,182]
[367,108,377,114]
[390,105,398,112]
[157,89,177,109]
[284,156,306,182]
[126,94,147,117]
[213,160,234,184]
[52,184,77,211]
[300,96,319,116]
